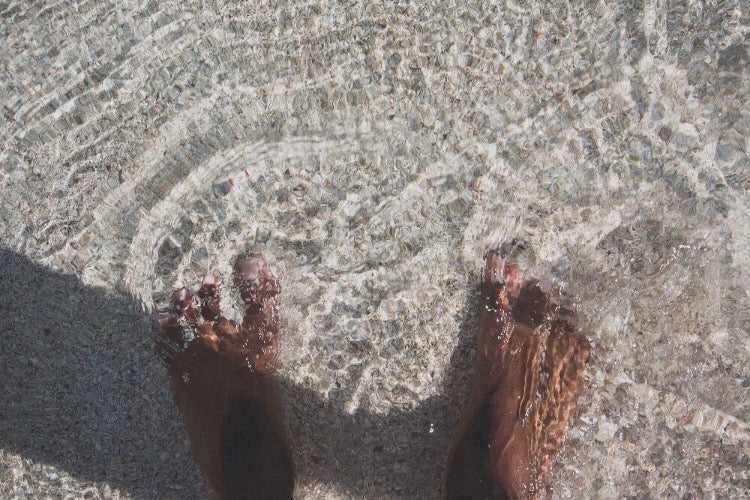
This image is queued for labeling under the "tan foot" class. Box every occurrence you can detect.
[445,251,590,499]
[155,254,294,500]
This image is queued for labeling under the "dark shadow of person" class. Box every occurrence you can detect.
[0,247,205,497]
[153,253,481,499]
[0,247,475,498]
[1,247,589,499]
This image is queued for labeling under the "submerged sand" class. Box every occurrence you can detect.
[1,1,749,498]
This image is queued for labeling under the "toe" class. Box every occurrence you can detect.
[481,251,509,313]
[481,250,524,317]
[502,263,523,299]
[231,254,282,374]
[198,273,222,320]
[154,256,283,377]
[171,288,200,325]
[154,310,182,343]
[482,249,523,293]
[483,250,505,285]
[233,254,280,307]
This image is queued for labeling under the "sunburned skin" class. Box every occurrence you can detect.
[444,251,590,499]
[154,254,294,500]
[154,251,589,499]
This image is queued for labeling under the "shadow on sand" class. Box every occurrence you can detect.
[0,247,480,498]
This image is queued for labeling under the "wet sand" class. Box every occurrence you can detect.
[1,1,749,498]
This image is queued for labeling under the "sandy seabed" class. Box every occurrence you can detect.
[1,1,749,498]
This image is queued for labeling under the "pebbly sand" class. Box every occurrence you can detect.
[1,1,749,498]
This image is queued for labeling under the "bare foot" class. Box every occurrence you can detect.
[155,254,295,500]
[445,251,590,499]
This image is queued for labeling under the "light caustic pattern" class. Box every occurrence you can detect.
[1,0,749,498]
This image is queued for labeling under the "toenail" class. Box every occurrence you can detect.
[199,273,220,296]
[171,288,193,309]
[235,254,265,282]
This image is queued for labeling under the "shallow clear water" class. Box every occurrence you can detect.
[1,0,748,497]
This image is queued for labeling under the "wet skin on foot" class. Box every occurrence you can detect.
[154,254,295,500]
[154,252,588,499]
[445,251,591,500]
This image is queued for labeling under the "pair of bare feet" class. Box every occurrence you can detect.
[154,252,590,499]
